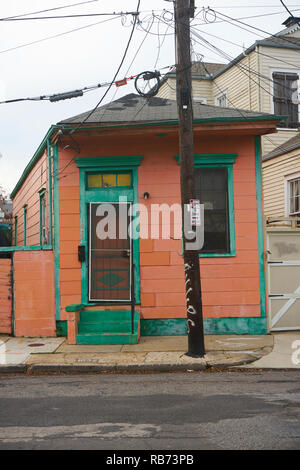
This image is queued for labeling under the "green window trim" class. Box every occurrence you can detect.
[14,216,18,246]
[23,205,27,246]
[175,153,238,165]
[254,136,267,319]
[75,156,143,168]
[175,153,237,258]
[39,188,47,246]
[75,155,143,306]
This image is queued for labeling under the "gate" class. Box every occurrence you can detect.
[0,257,12,334]
[266,217,300,331]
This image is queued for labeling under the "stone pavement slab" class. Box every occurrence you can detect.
[242,332,300,369]
[0,337,65,365]
[0,334,275,372]
[56,344,123,353]
[26,352,148,366]
[0,335,10,344]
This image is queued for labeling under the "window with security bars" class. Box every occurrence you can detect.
[289,178,300,215]
[272,72,299,128]
[194,167,230,253]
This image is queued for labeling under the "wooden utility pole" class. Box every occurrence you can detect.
[175,0,205,357]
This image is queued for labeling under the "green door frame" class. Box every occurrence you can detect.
[75,156,142,305]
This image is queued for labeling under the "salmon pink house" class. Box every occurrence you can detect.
[1,94,282,343]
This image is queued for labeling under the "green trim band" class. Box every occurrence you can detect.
[141,317,268,336]
[52,144,61,321]
[0,245,53,252]
[75,156,143,168]
[255,136,267,319]
[175,153,238,165]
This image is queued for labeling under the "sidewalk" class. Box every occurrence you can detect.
[0,333,277,374]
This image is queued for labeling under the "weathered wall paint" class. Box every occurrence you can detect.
[14,251,56,336]
[12,150,50,246]
[141,317,267,336]
[0,259,12,334]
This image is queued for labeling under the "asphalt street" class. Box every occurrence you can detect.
[0,371,300,450]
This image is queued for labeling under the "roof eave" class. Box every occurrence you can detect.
[10,125,59,200]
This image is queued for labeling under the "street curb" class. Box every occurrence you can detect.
[0,359,259,375]
[0,364,27,374]
[26,362,208,374]
[0,347,272,375]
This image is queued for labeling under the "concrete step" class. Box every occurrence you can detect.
[80,310,137,323]
[78,320,138,334]
[76,332,138,345]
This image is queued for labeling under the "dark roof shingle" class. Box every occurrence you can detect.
[263,132,300,161]
[59,93,281,125]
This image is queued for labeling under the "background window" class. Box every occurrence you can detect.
[193,95,207,104]
[194,167,230,253]
[215,92,227,107]
[288,177,300,215]
[273,72,299,128]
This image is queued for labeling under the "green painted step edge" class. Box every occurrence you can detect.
[80,310,139,322]
[78,322,139,334]
[140,317,268,336]
[76,333,138,345]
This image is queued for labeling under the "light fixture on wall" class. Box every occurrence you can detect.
[143,192,150,200]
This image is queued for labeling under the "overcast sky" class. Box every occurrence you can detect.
[0,0,298,194]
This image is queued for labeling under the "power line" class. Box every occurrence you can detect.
[0,72,138,105]
[212,9,300,47]
[190,26,300,95]
[157,10,297,97]
[0,11,139,22]
[96,13,156,123]
[189,32,296,152]
[208,4,300,7]
[0,0,101,20]
[280,0,300,28]
[69,0,141,134]
[0,15,121,55]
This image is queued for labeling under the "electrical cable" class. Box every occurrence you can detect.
[199,60,296,157]
[280,0,300,28]
[190,32,298,152]
[68,0,141,134]
[97,13,155,123]
[0,0,101,20]
[190,25,300,95]
[0,15,121,55]
[212,8,300,47]
[0,11,140,22]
